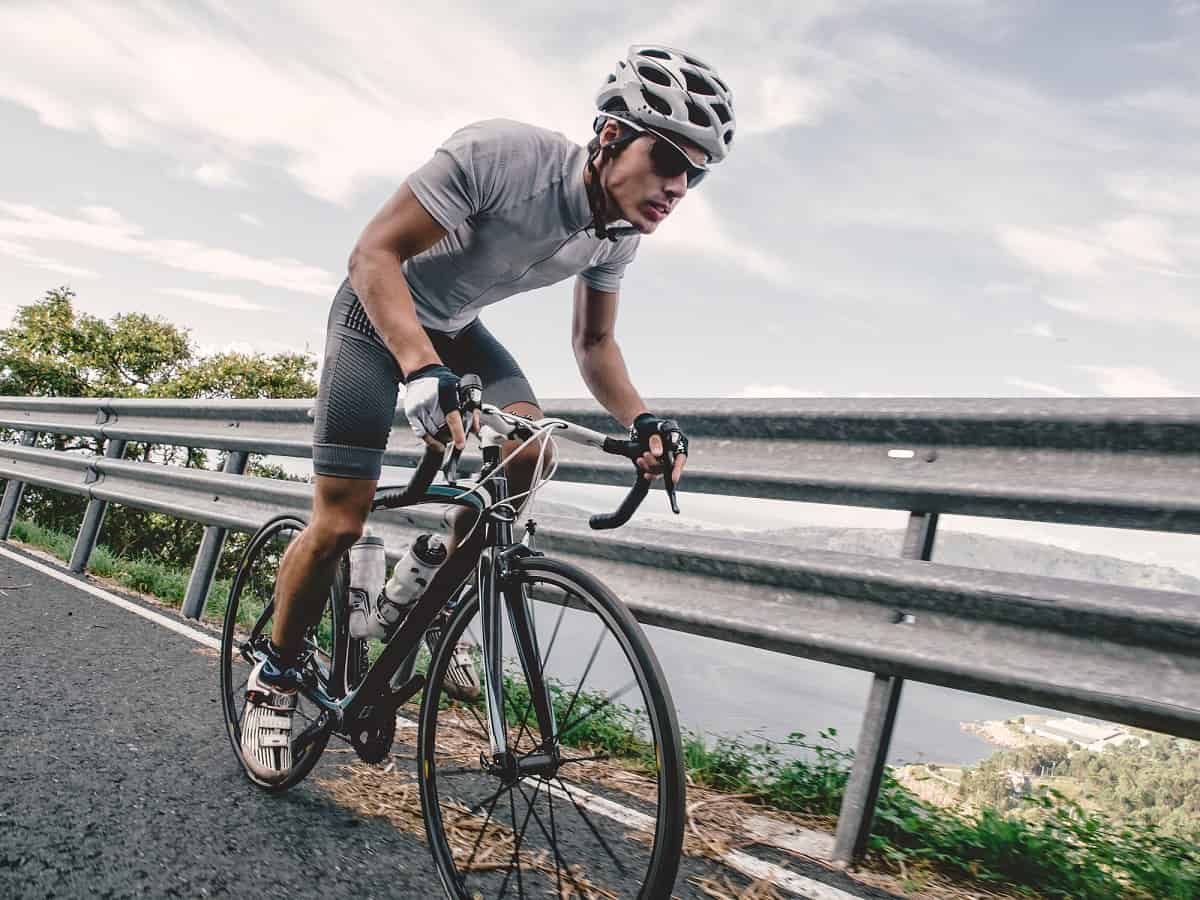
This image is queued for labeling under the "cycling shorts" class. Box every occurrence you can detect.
[312,278,539,480]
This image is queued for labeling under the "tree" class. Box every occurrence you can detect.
[0,286,318,564]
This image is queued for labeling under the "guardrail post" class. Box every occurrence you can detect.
[0,430,41,540]
[182,451,249,620]
[69,438,128,572]
[833,510,939,866]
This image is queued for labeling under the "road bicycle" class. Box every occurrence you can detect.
[219,376,686,898]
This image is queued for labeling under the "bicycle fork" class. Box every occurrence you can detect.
[477,545,559,773]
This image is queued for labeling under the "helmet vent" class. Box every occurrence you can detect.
[724,129,734,145]
[638,48,672,60]
[638,64,672,87]
[683,55,709,69]
[642,88,673,116]
[712,102,731,124]
[713,76,729,94]
[683,69,718,96]
[686,101,711,127]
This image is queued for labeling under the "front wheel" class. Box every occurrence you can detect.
[417,557,685,899]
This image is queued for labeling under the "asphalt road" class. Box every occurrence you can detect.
[0,546,897,899]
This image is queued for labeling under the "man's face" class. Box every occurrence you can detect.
[602,127,708,234]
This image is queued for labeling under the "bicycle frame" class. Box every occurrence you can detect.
[294,445,559,768]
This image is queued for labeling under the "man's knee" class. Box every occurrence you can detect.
[308,475,374,559]
[500,402,555,486]
[307,512,365,560]
[505,435,556,476]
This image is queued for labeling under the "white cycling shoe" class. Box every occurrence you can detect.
[240,660,298,783]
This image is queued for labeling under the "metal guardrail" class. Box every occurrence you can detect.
[1,395,1198,866]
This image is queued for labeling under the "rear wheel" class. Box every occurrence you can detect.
[219,514,351,791]
[417,556,685,899]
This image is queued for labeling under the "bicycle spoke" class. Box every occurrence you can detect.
[539,591,569,675]
[558,623,608,732]
[544,778,564,898]
[556,677,639,744]
[463,701,490,742]
[513,786,528,900]
[468,780,512,816]
[462,787,504,877]
[507,691,537,753]
[517,780,590,899]
[542,777,564,897]
[555,776,629,877]
[497,785,535,900]
[558,752,611,766]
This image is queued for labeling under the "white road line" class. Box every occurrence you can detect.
[1,544,862,899]
[539,776,859,899]
[0,545,220,650]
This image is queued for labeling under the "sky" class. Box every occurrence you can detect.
[1,0,1198,400]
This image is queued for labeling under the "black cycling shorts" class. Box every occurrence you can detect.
[312,278,539,480]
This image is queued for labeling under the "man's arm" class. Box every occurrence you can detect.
[348,183,446,376]
[571,277,648,429]
[572,278,688,484]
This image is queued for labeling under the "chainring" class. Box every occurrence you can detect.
[348,703,397,764]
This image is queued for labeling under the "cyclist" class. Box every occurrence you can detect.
[240,44,736,781]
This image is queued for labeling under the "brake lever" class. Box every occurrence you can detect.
[660,444,680,514]
[439,374,483,487]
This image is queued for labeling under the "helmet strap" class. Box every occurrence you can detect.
[585,150,610,240]
[586,132,635,241]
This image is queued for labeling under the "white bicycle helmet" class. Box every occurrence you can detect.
[594,44,736,163]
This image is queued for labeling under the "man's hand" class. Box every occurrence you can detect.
[630,413,688,485]
[403,364,467,450]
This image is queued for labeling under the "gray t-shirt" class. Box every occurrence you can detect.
[404,119,641,335]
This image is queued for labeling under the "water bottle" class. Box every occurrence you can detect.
[348,529,387,639]
[376,534,448,632]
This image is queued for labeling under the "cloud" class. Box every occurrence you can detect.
[0,238,99,278]
[1099,215,1176,266]
[1004,376,1077,397]
[0,2,596,204]
[996,227,1107,278]
[744,72,837,134]
[1016,321,1057,340]
[193,162,243,188]
[160,288,269,311]
[1076,366,1190,397]
[0,202,337,296]
[651,192,793,286]
[1106,172,1200,218]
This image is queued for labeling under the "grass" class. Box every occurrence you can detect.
[8,515,1198,898]
[680,729,1200,899]
[10,517,233,620]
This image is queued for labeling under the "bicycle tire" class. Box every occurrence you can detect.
[417,555,686,899]
[219,514,352,792]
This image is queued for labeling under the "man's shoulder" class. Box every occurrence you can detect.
[450,119,579,165]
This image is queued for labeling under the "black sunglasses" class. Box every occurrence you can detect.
[603,116,710,187]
